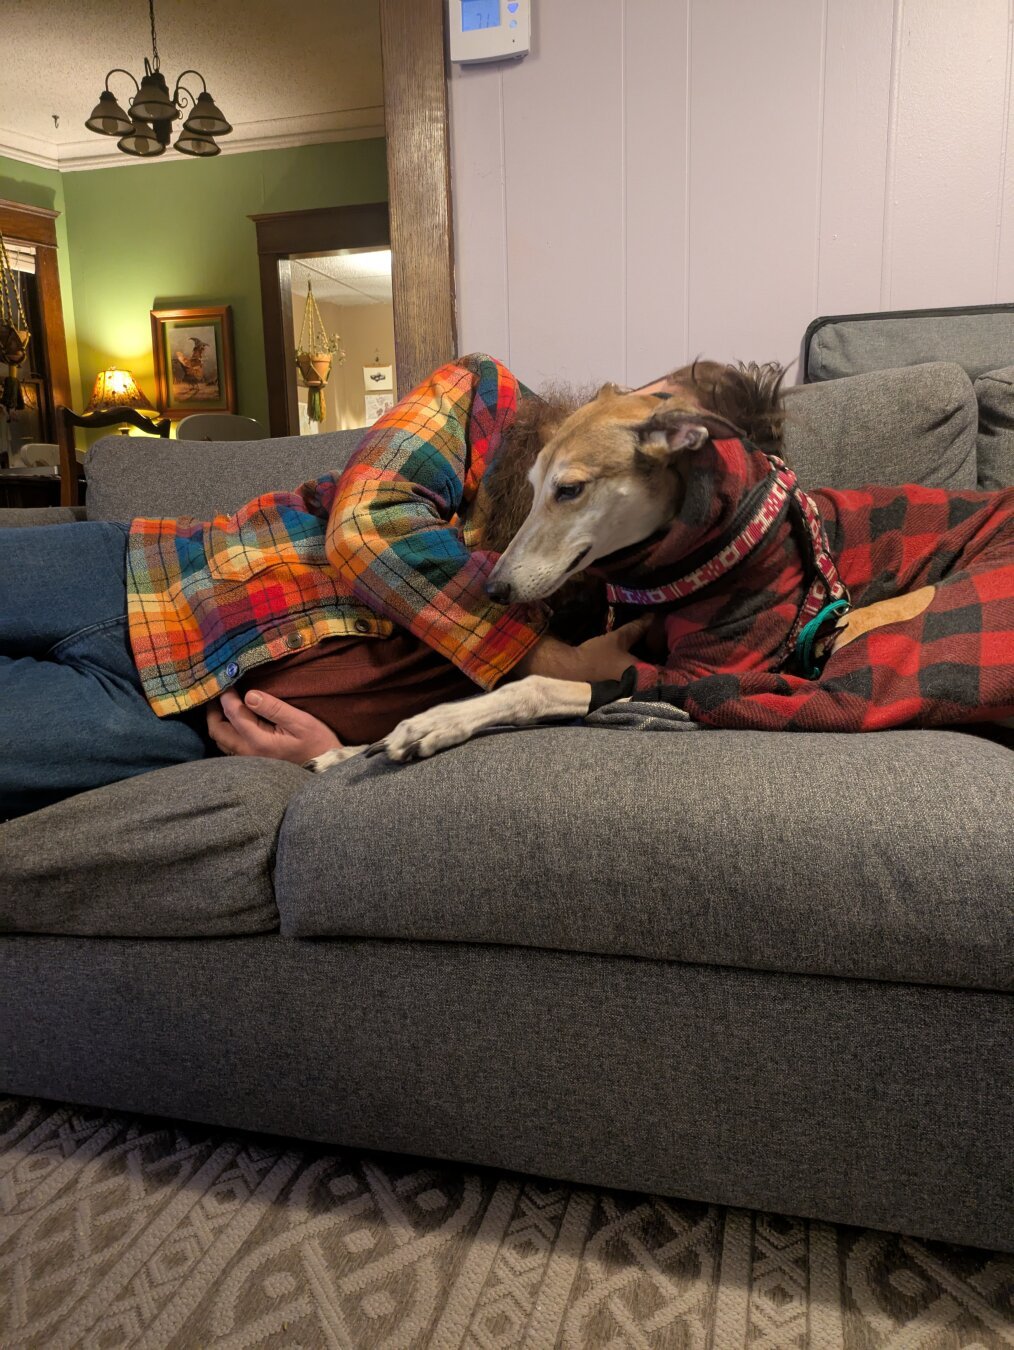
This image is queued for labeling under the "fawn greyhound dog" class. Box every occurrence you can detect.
[310,358,1013,765]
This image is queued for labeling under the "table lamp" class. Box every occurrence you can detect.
[86,368,156,431]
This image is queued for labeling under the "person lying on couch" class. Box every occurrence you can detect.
[2,356,689,821]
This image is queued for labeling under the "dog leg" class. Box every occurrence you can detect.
[306,744,369,773]
[378,675,594,762]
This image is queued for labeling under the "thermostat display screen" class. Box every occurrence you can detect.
[462,0,501,31]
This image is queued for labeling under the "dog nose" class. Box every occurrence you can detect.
[486,577,513,604]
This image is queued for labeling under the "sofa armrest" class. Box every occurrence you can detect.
[0,506,86,528]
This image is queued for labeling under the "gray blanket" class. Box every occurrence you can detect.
[585,698,701,731]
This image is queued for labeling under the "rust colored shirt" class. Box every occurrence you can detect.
[240,631,477,747]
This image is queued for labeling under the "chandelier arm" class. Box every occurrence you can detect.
[174,85,196,113]
[104,68,141,95]
[175,70,208,95]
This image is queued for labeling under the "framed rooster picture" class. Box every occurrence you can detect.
[150,305,237,419]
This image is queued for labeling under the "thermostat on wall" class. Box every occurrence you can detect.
[449,0,530,64]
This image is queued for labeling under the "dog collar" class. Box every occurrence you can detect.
[605,452,850,644]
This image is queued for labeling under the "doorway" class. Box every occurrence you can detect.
[251,203,390,437]
[289,250,396,435]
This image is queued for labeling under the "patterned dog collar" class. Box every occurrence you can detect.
[606,453,850,644]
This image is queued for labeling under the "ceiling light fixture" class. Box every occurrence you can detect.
[84,0,232,159]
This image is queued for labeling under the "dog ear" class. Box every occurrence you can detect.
[595,381,624,400]
[634,405,743,465]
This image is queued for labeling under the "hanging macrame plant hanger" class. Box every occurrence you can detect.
[294,280,344,424]
[0,231,31,414]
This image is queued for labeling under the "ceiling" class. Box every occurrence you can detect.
[0,0,384,170]
[290,250,392,308]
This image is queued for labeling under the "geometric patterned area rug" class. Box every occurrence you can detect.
[1,1096,1012,1350]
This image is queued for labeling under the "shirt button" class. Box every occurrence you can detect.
[285,632,303,650]
[225,662,239,679]
[354,619,371,634]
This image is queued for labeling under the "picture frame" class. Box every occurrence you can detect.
[150,305,236,419]
[363,364,394,392]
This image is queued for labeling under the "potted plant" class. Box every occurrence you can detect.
[294,280,346,424]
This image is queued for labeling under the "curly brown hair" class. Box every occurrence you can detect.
[665,359,787,449]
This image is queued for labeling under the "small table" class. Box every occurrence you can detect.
[0,467,61,509]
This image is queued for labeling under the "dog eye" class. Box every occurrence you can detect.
[555,481,586,502]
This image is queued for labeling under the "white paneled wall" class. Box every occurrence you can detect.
[449,0,1014,388]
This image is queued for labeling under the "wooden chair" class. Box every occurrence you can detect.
[57,406,170,508]
[176,412,266,441]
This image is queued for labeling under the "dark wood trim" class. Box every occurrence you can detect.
[380,0,457,394]
[251,202,390,258]
[257,255,299,436]
[1,198,71,479]
[57,407,170,508]
[34,247,71,432]
[0,198,59,249]
[251,203,390,437]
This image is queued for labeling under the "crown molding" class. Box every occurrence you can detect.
[0,105,385,173]
[0,127,59,170]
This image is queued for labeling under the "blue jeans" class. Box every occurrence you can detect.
[0,521,210,820]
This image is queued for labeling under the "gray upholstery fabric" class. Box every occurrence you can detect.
[974,365,1014,491]
[0,758,306,937]
[782,362,978,489]
[806,308,1014,382]
[84,429,364,521]
[276,726,1014,992]
[1,934,1009,1250]
[0,506,84,527]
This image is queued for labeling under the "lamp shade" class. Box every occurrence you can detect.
[86,368,153,414]
[85,90,133,136]
[117,117,166,157]
[182,91,232,137]
[175,129,220,156]
[130,70,179,122]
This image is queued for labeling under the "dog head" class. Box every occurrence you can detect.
[485,384,742,604]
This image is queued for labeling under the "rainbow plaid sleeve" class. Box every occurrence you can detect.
[327,353,549,689]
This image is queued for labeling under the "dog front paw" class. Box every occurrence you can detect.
[305,745,366,773]
[381,706,478,762]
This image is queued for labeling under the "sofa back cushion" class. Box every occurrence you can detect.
[805,305,1014,382]
[782,362,979,490]
[85,428,364,521]
[974,366,1014,490]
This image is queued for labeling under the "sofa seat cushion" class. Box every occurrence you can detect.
[782,363,978,490]
[0,758,306,937]
[276,726,1013,992]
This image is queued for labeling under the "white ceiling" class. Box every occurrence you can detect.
[290,250,392,308]
[0,0,384,170]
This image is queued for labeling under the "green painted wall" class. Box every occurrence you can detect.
[0,155,83,407]
[61,138,388,429]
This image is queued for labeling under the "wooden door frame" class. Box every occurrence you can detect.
[0,198,72,447]
[251,202,391,436]
[253,0,456,435]
[379,0,457,395]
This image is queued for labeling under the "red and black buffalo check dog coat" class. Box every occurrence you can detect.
[592,435,1014,732]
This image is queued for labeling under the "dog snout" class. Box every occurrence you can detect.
[485,576,513,604]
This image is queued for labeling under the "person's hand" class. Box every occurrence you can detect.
[206,689,343,764]
[515,616,652,683]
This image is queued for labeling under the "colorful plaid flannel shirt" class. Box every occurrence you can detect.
[127,355,548,716]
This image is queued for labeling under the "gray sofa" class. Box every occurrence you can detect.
[2,313,1012,1253]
